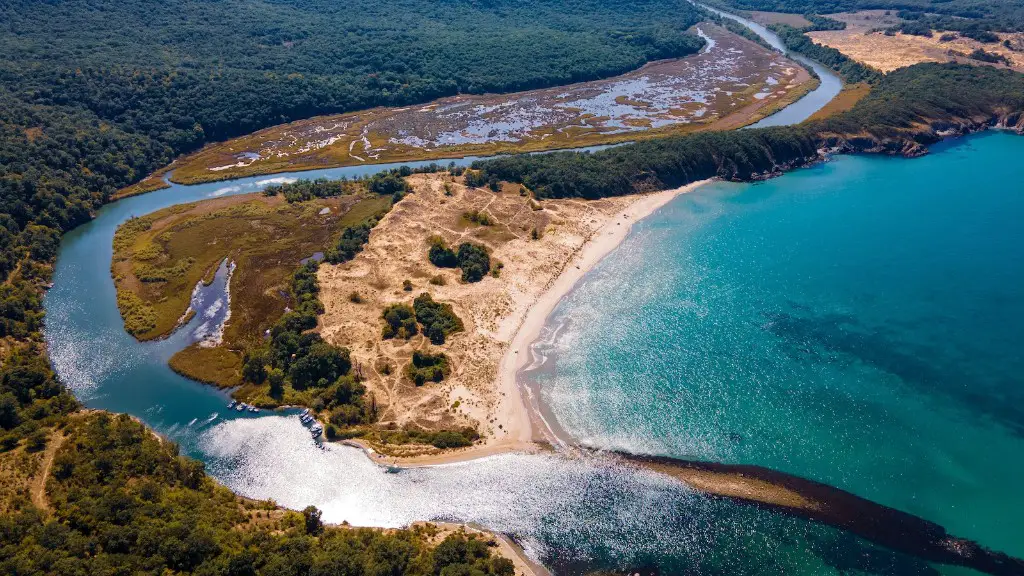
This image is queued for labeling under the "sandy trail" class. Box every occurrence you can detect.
[30,430,65,514]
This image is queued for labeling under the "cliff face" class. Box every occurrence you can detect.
[819,110,1024,161]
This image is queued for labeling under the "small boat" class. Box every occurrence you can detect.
[311,427,322,438]
[235,403,246,412]
[248,405,258,413]
[300,408,310,417]
[227,400,236,409]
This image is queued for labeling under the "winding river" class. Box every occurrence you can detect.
[41,11,1010,576]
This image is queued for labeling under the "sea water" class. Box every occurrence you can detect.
[528,131,1024,559]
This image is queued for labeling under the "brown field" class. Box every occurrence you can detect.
[111,190,390,385]
[166,25,811,185]
[808,11,1024,73]
[746,10,812,28]
[807,82,872,121]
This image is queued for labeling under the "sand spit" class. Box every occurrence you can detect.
[616,454,1024,576]
[317,173,708,463]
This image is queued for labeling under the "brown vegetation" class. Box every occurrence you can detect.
[808,11,1024,73]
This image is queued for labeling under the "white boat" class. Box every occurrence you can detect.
[227,400,236,409]
[235,403,246,412]
[248,406,258,413]
[300,408,310,416]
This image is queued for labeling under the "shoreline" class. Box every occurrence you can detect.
[355,179,713,468]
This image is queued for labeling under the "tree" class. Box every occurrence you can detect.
[303,505,323,535]
[429,237,458,268]
[268,368,285,398]
[0,393,19,429]
[382,304,418,339]
[456,243,490,283]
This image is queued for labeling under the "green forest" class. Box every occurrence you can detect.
[0,413,514,575]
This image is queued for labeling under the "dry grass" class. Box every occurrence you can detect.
[808,11,1024,73]
[746,10,812,28]
[807,82,872,121]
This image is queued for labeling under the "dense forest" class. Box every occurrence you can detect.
[0,412,514,575]
[472,63,1024,199]
[719,0,1024,33]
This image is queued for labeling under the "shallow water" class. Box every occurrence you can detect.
[527,132,1024,561]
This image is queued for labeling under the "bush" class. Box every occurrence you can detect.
[413,293,464,345]
[428,237,458,268]
[405,351,450,385]
[382,304,418,339]
[430,430,473,449]
[456,243,491,282]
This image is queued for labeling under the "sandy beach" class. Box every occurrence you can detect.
[319,176,711,467]
[494,179,713,449]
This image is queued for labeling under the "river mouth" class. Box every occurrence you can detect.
[43,8,1013,576]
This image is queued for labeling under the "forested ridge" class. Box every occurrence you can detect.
[471,63,1024,199]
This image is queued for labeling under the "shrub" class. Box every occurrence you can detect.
[382,304,418,339]
[428,237,458,268]
[413,293,464,345]
[456,243,490,282]
[462,210,493,226]
[405,351,450,385]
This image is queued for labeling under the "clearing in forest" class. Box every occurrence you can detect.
[807,11,1024,73]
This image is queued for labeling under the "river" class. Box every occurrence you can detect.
[39,10,992,576]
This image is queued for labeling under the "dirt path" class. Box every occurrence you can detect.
[30,430,65,514]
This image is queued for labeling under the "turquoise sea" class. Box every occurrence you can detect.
[529,131,1024,561]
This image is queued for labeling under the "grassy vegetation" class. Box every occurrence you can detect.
[111,190,390,385]
[807,82,873,120]
[168,344,244,388]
